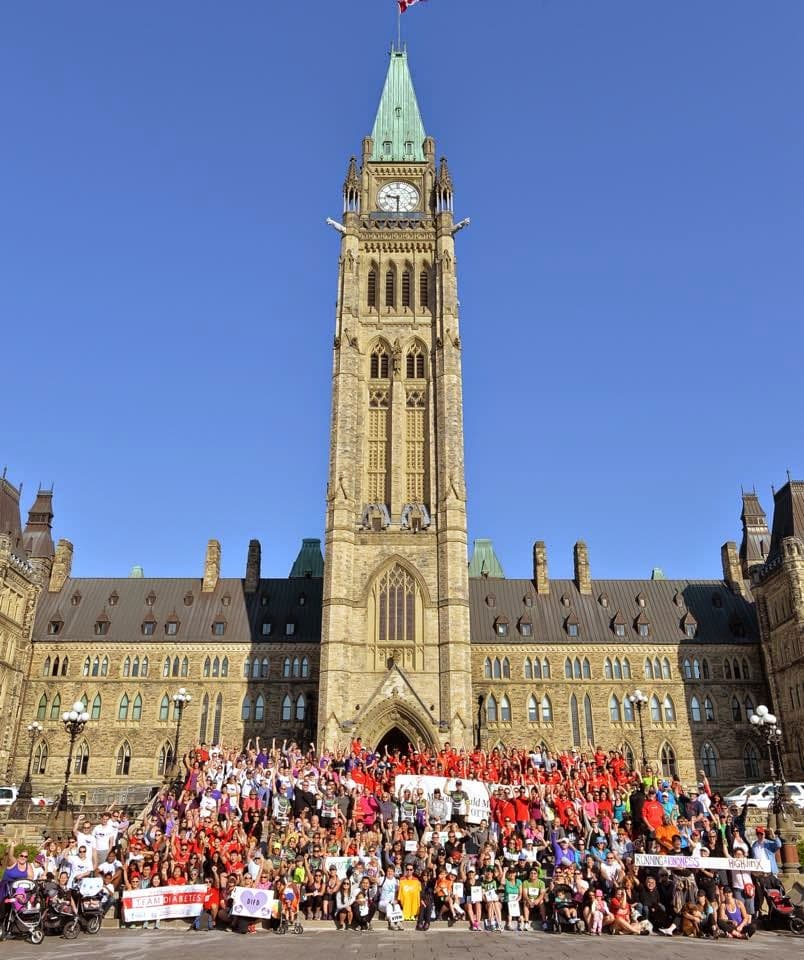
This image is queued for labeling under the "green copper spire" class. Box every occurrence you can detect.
[370,47,426,162]
[289,539,324,578]
[468,539,506,579]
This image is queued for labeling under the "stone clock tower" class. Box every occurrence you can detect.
[317,47,473,752]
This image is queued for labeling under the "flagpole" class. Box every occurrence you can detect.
[397,3,401,51]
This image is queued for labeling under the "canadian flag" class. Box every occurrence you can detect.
[398,0,427,12]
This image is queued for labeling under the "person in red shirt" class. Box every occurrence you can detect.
[513,787,530,827]
[641,786,665,836]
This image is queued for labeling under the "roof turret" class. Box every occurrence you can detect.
[23,487,55,559]
[468,539,505,579]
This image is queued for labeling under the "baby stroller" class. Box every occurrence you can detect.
[0,879,44,944]
[41,880,79,939]
[764,883,804,937]
[75,877,104,934]
[549,883,583,934]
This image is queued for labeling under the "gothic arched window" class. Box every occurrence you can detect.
[74,740,90,775]
[570,695,580,747]
[663,696,676,722]
[584,693,594,743]
[609,695,621,723]
[704,696,715,721]
[254,695,265,722]
[662,658,671,679]
[660,743,678,778]
[132,694,142,721]
[731,697,742,722]
[212,694,223,744]
[623,697,634,722]
[528,695,538,722]
[261,657,270,679]
[541,695,553,722]
[116,741,131,776]
[91,694,102,720]
[406,343,425,379]
[370,345,389,379]
[385,266,396,307]
[542,658,551,679]
[295,694,306,721]
[221,657,229,678]
[37,694,47,721]
[159,695,170,722]
[158,742,174,776]
[118,694,129,721]
[644,658,653,680]
[199,693,209,743]
[690,696,702,722]
[132,656,140,677]
[650,695,662,722]
[122,656,131,678]
[486,694,498,723]
[701,741,718,778]
[375,564,417,644]
[367,265,377,308]
[33,740,48,775]
[500,695,512,722]
[49,694,61,721]
[502,657,510,679]
[401,265,412,308]
[212,656,220,678]
[282,695,292,722]
[484,658,492,679]
[419,265,430,308]
[204,657,211,678]
[42,656,51,677]
[301,657,309,678]
[241,697,251,722]
[743,742,761,779]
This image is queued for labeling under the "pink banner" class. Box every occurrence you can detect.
[122,884,206,923]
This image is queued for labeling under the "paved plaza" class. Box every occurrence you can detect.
[1,927,801,960]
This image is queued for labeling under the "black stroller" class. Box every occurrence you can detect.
[74,876,104,934]
[764,883,804,937]
[0,878,44,944]
[41,880,80,939]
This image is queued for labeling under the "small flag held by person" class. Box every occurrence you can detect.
[398,0,427,12]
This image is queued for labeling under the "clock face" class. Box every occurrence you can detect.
[377,181,420,213]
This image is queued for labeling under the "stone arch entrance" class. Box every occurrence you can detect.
[359,698,436,753]
[376,727,413,755]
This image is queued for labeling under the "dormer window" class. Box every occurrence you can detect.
[94,618,110,636]
[183,591,194,606]
[635,611,650,638]
[108,592,119,607]
[599,593,609,608]
[636,593,646,608]
[485,594,496,608]
[682,612,697,639]
[494,616,509,638]
[615,623,626,638]
[565,613,579,637]
[48,619,63,635]
[71,591,82,607]
[146,591,156,606]
[261,621,272,637]
[165,616,179,636]
[711,593,723,609]
[383,140,392,155]
[141,620,156,636]
[212,620,226,637]
[260,595,269,607]
[518,617,533,637]
[221,594,231,607]
[523,595,534,608]
[673,591,685,607]
[285,622,296,637]
[560,594,570,607]
[298,593,306,607]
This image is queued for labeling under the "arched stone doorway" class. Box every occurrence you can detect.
[376,727,414,755]
[359,697,436,753]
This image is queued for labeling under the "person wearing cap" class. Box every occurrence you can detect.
[449,780,469,826]
[750,824,781,917]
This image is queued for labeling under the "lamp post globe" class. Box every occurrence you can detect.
[749,704,798,875]
[170,688,192,777]
[57,700,92,812]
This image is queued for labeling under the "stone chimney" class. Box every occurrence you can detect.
[721,541,747,596]
[202,539,221,593]
[245,539,261,593]
[574,541,592,595]
[533,541,549,595]
[49,539,73,592]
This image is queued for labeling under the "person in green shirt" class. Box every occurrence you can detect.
[522,867,547,930]
[503,867,523,931]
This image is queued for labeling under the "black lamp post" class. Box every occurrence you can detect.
[750,704,799,875]
[171,687,192,774]
[628,689,649,768]
[16,721,43,801]
[57,701,90,812]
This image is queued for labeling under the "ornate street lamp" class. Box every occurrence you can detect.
[749,704,799,875]
[171,688,192,774]
[16,721,43,801]
[628,689,649,768]
[57,701,90,812]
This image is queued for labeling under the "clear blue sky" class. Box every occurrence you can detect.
[2,1,802,581]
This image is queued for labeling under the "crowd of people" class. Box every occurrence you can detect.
[2,736,789,940]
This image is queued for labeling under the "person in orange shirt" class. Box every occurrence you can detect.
[653,813,677,853]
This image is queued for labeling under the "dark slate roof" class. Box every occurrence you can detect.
[767,481,804,563]
[289,540,324,578]
[33,577,322,644]
[468,577,758,646]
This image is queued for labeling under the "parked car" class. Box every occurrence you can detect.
[723,783,769,805]
[0,786,52,807]
[746,782,804,811]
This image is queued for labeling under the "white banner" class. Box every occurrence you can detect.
[634,854,761,871]
[231,887,277,920]
[122,884,206,923]
[394,776,490,824]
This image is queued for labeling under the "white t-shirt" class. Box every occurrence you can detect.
[75,830,95,851]
[92,823,117,850]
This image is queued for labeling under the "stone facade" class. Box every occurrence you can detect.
[4,49,803,795]
[317,49,473,752]
[0,478,50,778]
[749,482,804,776]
